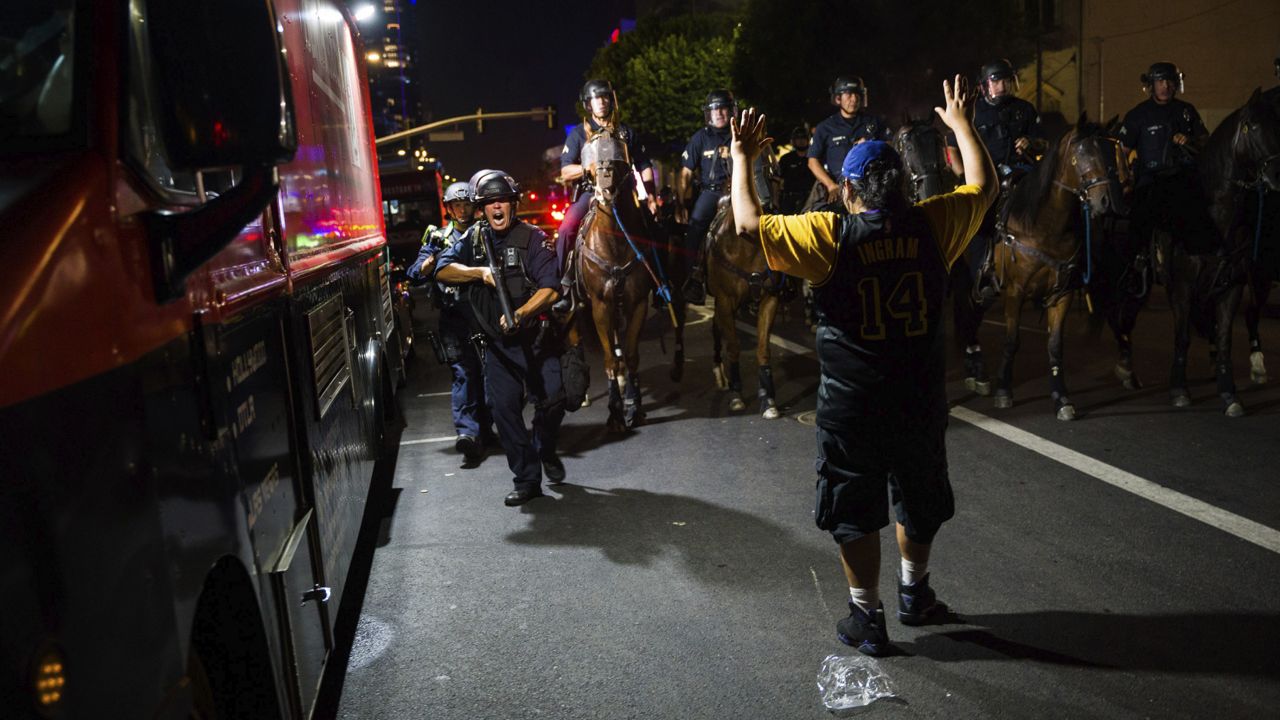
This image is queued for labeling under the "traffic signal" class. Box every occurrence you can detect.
[476,107,483,134]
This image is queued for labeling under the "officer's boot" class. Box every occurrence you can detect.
[551,250,577,317]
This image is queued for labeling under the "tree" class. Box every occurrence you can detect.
[587,14,738,161]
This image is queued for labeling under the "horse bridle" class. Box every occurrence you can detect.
[1231,114,1280,191]
[1053,134,1116,201]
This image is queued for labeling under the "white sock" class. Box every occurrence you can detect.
[901,558,928,586]
[848,586,880,615]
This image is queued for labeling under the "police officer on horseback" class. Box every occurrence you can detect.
[945,59,1045,184]
[435,170,567,506]
[807,76,892,205]
[678,89,737,304]
[1117,61,1213,253]
[555,79,655,309]
[409,181,494,464]
[779,127,814,213]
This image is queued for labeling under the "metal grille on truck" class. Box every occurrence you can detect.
[379,262,393,336]
[307,295,352,419]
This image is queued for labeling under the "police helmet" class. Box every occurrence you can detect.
[830,76,868,106]
[703,89,736,126]
[980,59,1020,97]
[580,79,618,117]
[790,126,810,143]
[468,169,520,205]
[1141,62,1184,95]
[443,181,470,204]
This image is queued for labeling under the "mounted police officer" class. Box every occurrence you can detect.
[807,76,892,206]
[678,89,737,304]
[946,59,1045,183]
[408,181,493,464]
[1117,61,1213,254]
[555,79,655,311]
[435,170,566,506]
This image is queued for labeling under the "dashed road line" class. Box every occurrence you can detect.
[950,405,1280,555]
[417,391,451,398]
[400,436,456,446]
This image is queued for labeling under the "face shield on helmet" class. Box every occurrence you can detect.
[830,76,868,108]
[980,60,1019,101]
[468,169,520,206]
[703,89,736,128]
[1141,62,1184,97]
[580,79,618,121]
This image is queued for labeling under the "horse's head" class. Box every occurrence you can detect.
[894,119,949,202]
[582,126,633,205]
[1061,114,1127,218]
[1232,89,1280,192]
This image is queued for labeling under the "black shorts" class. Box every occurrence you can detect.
[814,420,954,545]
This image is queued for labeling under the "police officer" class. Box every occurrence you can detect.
[945,59,1045,181]
[779,126,814,213]
[557,80,655,283]
[435,170,566,506]
[678,89,737,304]
[807,76,892,205]
[1117,61,1213,253]
[408,181,493,464]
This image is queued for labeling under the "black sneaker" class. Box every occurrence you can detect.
[897,573,941,626]
[455,434,482,463]
[836,602,889,656]
[542,455,566,484]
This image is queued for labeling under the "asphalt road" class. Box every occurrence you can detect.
[321,291,1280,719]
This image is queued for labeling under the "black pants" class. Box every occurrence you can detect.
[484,334,566,491]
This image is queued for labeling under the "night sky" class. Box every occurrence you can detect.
[386,0,637,187]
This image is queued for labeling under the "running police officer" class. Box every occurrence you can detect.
[555,79,654,309]
[729,76,996,656]
[678,89,736,304]
[408,181,493,464]
[1117,62,1213,254]
[807,76,892,205]
[435,170,566,506]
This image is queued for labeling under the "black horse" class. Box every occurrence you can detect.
[1158,89,1280,416]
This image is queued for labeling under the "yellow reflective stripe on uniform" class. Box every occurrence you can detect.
[759,212,840,285]
[916,184,987,271]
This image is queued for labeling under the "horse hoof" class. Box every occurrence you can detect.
[1225,400,1245,418]
[581,393,592,408]
[964,378,992,396]
[729,397,746,412]
[993,393,1013,409]
[670,366,684,383]
[1171,392,1191,409]
[1115,364,1143,390]
[606,415,627,434]
[762,406,780,420]
[1056,404,1077,421]
[625,411,645,429]
[1250,351,1267,384]
[713,366,728,389]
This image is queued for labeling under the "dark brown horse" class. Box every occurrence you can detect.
[567,127,683,431]
[704,194,790,417]
[1159,89,1280,415]
[982,115,1126,419]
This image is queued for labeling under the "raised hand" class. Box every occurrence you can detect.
[934,74,975,132]
[731,107,773,163]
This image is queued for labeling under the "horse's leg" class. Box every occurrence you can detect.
[952,260,991,395]
[993,289,1025,409]
[755,292,781,419]
[1245,270,1269,384]
[1164,239,1194,408]
[716,288,745,411]
[591,297,626,432]
[622,294,648,428]
[1046,293,1076,421]
[670,294,687,383]
[1214,284,1245,417]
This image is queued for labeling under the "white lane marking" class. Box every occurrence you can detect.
[810,566,836,624]
[400,436,456,446]
[416,392,451,398]
[687,301,814,356]
[982,319,1047,335]
[950,405,1280,555]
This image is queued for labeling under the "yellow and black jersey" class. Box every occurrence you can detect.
[759,185,988,427]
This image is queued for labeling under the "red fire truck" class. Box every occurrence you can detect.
[1,1,400,717]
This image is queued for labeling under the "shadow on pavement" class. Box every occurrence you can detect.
[505,483,801,588]
[905,610,1280,679]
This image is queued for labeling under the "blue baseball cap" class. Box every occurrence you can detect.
[841,141,901,181]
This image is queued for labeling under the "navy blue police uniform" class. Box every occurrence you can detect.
[558,118,651,270]
[681,124,733,256]
[779,143,814,214]
[1117,96,1214,252]
[409,222,492,444]
[435,220,565,496]
[807,112,892,183]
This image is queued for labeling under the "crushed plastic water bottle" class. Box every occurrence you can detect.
[816,654,898,710]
